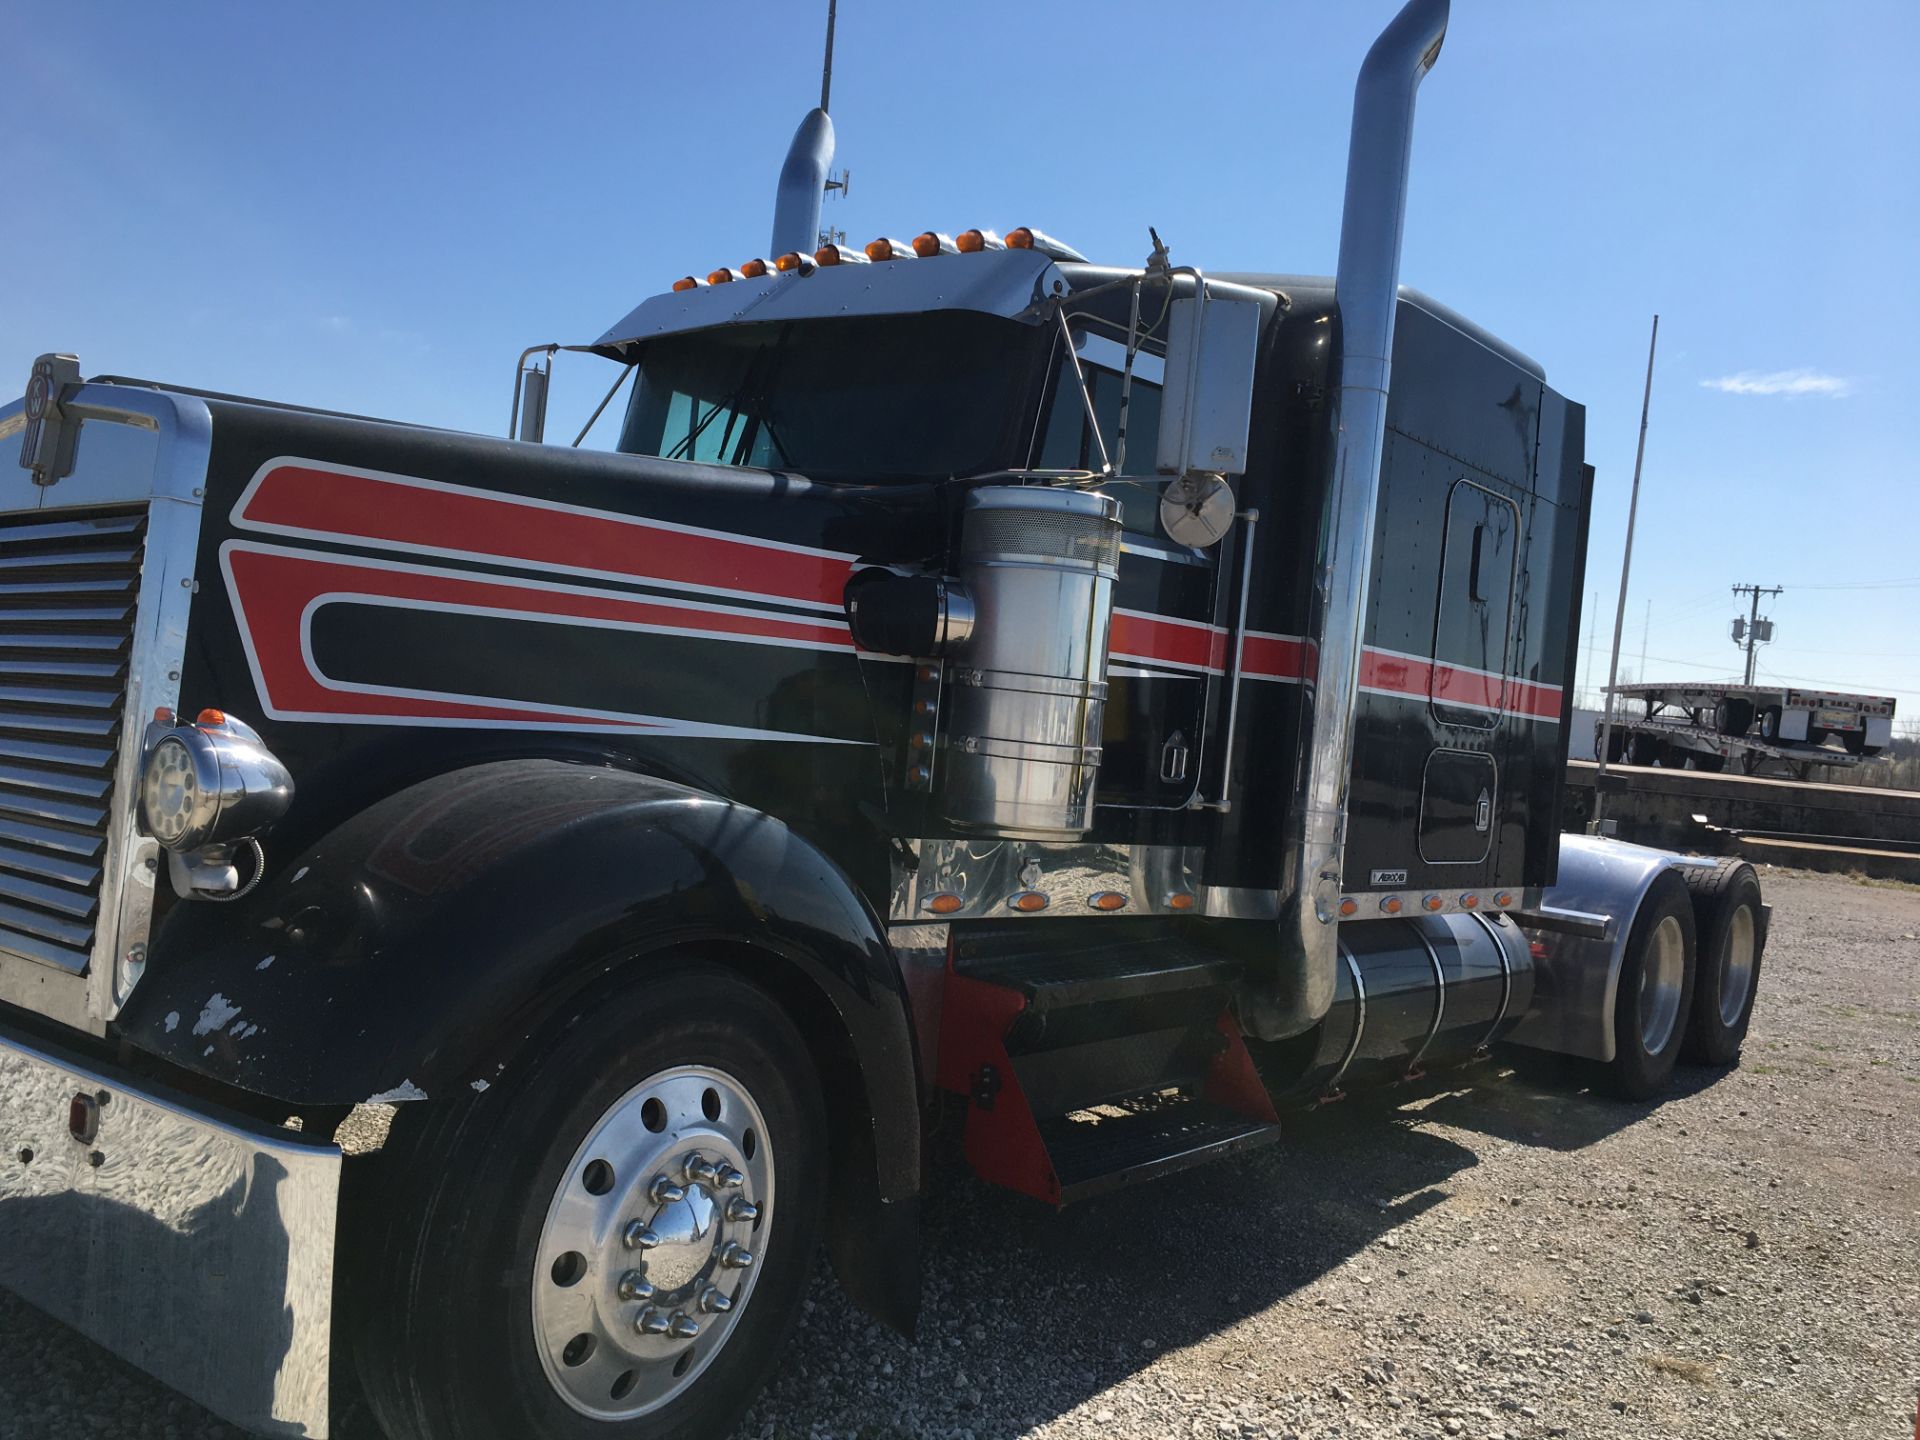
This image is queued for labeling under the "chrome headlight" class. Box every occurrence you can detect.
[138,710,293,853]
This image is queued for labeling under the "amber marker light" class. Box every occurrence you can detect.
[1422,893,1444,913]
[1380,895,1404,915]
[1460,893,1480,910]
[912,231,958,257]
[1006,226,1038,249]
[707,268,738,285]
[739,258,773,278]
[955,228,1005,253]
[864,237,916,262]
[925,893,963,916]
[1009,891,1050,913]
[196,708,228,728]
[1493,890,1515,909]
[1166,892,1196,912]
[1338,897,1360,918]
[773,251,812,273]
[670,276,702,292]
[1088,892,1128,912]
[814,244,870,266]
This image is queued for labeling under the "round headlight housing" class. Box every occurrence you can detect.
[137,713,293,854]
[140,734,212,849]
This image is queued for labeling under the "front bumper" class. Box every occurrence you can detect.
[0,1021,339,1437]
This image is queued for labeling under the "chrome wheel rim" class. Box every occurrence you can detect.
[1719,904,1757,1027]
[531,1065,773,1420]
[1637,914,1686,1056]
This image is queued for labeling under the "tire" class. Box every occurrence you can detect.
[1628,733,1661,767]
[346,965,829,1440]
[1843,729,1870,756]
[1714,699,1754,736]
[1603,871,1698,1101]
[1757,706,1782,741]
[1691,752,1726,773]
[1680,860,1765,1066]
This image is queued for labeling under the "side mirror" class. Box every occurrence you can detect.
[1156,289,1259,480]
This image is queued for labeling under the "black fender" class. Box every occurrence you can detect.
[118,759,923,1211]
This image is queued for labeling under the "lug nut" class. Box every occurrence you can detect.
[634,1306,670,1336]
[618,1271,654,1302]
[715,1164,746,1189]
[698,1284,733,1314]
[683,1154,718,1185]
[726,1197,760,1223]
[719,1242,754,1270]
[667,1312,700,1340]
[624,1222,661,1250]
[649,1176,687,1205]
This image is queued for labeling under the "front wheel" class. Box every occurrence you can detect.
[1603,871,1698,1101]
[346,965,828,1440]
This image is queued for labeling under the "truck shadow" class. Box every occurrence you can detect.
[742,1058,1718,1437]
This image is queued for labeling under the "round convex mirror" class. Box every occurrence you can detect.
[1159,472,1236,548]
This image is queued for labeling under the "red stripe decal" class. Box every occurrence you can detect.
[223,543,854,728]
[236,461,854,611]
[1109,612,1227,672]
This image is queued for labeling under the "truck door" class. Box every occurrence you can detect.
[1028,322,1218,811]
[1420,478,1519,866]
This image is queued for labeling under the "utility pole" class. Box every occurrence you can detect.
[1730,583,1782,686]
[1592,316,1659,829]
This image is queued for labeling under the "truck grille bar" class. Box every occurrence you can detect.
[0,509,145,975]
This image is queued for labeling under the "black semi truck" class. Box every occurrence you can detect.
[0,4,1768,1437]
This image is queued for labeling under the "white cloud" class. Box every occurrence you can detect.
[1699,368,1853,398]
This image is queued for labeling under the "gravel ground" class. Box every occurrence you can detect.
[2,869,1916,1439]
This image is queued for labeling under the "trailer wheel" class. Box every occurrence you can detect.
[1680,860,1765,1066]
[1603,871,1698,1101]
[1844,729,1870,756]
[1757,706,1782,741]
[1628,734,1662,767]
[1714,699,1753,736]
[345,965,827,1440]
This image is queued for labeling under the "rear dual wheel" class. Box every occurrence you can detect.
[346,967,827,1440]
[1604,872,1698,1101]
[1681,860,1765,1066]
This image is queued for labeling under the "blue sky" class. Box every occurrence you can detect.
[5,2,1916,722]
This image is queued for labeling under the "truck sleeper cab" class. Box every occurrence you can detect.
[0,3,1768,1438]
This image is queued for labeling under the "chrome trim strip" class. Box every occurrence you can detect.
[1469,909,1514,1049]
[0,1022,339,1436]
[1323,941,1367,1096]
[1406,922,1448,1075]
[1198,884,1282,920]
[891,838,1217,921]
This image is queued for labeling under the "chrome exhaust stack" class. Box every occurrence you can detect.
[770,108,835,259]
[1249,0,1450,1041]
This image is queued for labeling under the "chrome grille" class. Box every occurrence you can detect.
[0,509,145,974]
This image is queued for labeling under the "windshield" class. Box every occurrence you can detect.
[617,312,1035,482]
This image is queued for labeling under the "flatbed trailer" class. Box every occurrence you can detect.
[1601,681,1897,778]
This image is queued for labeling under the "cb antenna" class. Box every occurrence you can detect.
[821,0,836,112]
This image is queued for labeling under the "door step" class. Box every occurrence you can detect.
[938,923,1280,1206]
[1039,1097,1282,1204]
